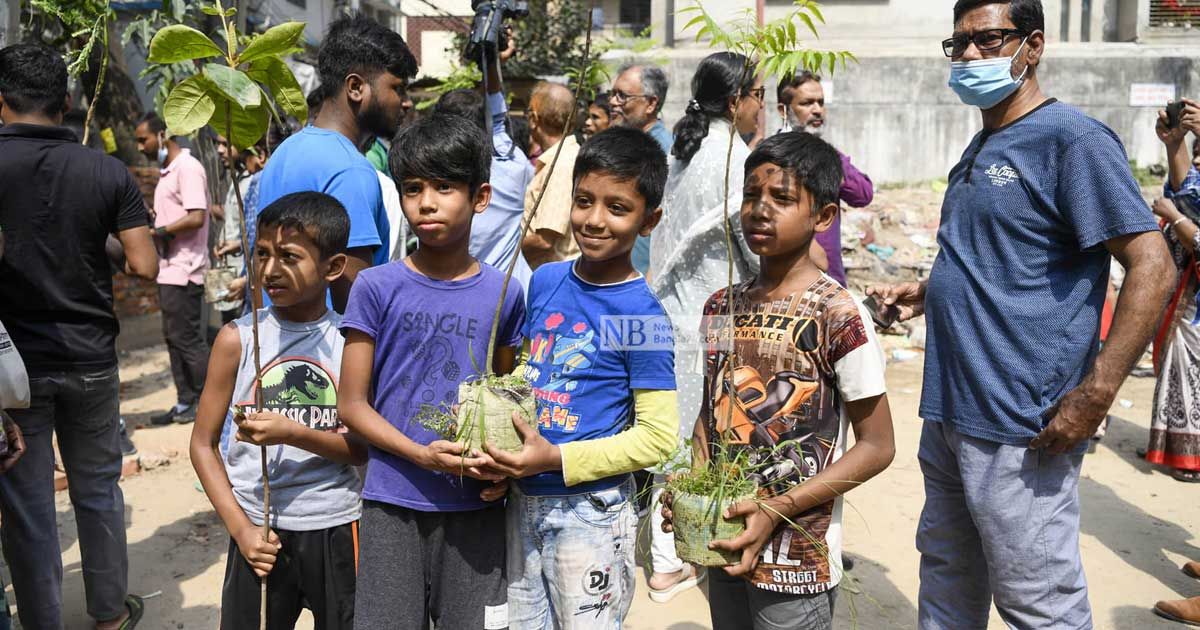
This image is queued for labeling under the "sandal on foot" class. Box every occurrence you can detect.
[1184,561,1200,580]
[648,565,705,604]
[117,594,144,629]
[1172,469,1200,483]
[1155,599,1200,627]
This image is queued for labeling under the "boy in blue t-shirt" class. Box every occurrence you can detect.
[338,113,525,629]
[483,127,679,627]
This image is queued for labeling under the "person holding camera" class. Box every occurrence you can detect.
[1144,98,1200,481]
[434,27,535,290]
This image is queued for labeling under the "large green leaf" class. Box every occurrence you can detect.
[204,65,261,109]
[163,74,217,136]
[248,58,307,122]
[147,25,223,64]
[210,97,270,150]
[237,22,306,65]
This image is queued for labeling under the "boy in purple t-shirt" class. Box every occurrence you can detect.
[338,114,525,630]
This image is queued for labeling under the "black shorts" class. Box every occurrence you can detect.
[221,522,358,630]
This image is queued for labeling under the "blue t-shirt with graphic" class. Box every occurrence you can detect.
[518,261,676,496]
[340,261,525,511]
[921,100,1159,445]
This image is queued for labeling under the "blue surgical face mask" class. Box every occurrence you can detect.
[156,133,168,166]
[948,38,1028,110]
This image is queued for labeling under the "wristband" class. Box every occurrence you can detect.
[154,226,174,241]
[1172,216,1190,229]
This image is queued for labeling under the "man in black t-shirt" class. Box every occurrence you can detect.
[0,44,158,630]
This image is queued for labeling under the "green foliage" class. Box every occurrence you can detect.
[148,0,307,148]
[147,24,224,64]
[678,0,855,80]
[26,0,113,76]
[415,62,484,112]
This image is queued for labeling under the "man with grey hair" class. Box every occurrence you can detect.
[609,63,670,273]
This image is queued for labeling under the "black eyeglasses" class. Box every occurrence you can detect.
[748,87,766,102]
[942,28,1025,58]
[610,90,647,104]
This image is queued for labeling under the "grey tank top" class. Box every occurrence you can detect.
[226,308,361,531]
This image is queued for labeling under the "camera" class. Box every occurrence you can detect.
[465,0,529,63]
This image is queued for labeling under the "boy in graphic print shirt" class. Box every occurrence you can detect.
[483,127,679,628]
[666,132,895,630]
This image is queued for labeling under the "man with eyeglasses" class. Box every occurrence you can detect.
[868,1,1173,627]
[609,64,671,275]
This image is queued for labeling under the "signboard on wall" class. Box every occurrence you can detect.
[1129,83,1177,107]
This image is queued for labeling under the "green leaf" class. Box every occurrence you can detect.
[210,97,270,150]
[163,74,217,136]
[148,25,224,64]
[200,5,222,15]
[237,22,306,65]
[203,64,261,109]
[798,12,819,39]
[249,57,308,121]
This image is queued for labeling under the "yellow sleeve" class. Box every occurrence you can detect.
[559,389,678,487]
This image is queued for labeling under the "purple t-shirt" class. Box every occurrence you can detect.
[817,152,874,286]
[341,261,526,511]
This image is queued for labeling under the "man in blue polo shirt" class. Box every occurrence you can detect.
[257,14,417,312]
[869,1,1173,628]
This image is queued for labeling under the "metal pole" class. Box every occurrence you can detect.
[664,0,674,48]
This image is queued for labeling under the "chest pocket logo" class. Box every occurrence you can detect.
[985,164,1020,188]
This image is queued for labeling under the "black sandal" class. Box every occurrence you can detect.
[116,594,144,629]
[1172,469,1200,483]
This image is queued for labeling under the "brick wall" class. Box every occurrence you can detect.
[114,166,160,318]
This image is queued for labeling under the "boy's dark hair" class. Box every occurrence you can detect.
[318,14,418,101]
[744,131,843,211]
[139,111,167,134]
[256,191,351,259]
[776,71,820,105]
[389,112,491,195]
[953,0,1044,33]
[0,44,68,116]
[433,88,487,133]
[591,91,612,115]
[573,126,668,211]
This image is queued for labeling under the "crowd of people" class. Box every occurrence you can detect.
[0,0,1196,628]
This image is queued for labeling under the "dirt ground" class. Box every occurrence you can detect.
[18,322,1186,630]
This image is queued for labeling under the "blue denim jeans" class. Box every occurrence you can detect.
[507,478,637,629]
[916,420,1091,630]
[0,368,128,629]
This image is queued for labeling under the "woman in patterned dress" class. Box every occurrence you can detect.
[1145,122,1200,483]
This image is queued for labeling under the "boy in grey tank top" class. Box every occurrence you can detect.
[190,192,365,629]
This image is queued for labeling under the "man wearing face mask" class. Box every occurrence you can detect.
[867,1,1174,628]
[776,72,873,287]
[136,111,212,426]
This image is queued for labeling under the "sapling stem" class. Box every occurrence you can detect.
[81,15,108,147]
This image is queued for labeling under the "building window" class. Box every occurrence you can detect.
[286,0,306,8]
[1151,0,1200,28]
[619,0,651,33]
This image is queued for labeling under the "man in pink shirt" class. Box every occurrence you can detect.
[135,112,210,424]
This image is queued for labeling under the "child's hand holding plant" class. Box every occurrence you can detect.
[418,440,504,482]
[482,411,561,478]
[708,499,785,576]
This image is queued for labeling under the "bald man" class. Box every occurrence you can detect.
[521,81,582,269]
